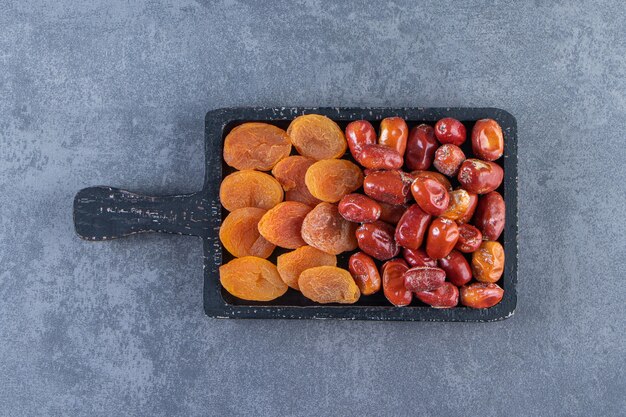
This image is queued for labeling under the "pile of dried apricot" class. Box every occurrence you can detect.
[219,114,506,309]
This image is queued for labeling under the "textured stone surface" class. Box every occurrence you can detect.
[1,1,625,416]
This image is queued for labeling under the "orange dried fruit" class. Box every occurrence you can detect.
[441,189,471,221]
[287,114,347,160]
[219,256,287,301]
[271,156,321,206]
[472,241,505,283]
[276,246,337,290]
[305,159,363,203]
[223,122,291,171]
[257,201,311,249]
[298,266,360,304]
[219,207,275,258]
[220,170,283,211]
[301,202,358,255]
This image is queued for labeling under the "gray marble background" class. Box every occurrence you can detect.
[1,1,625,416]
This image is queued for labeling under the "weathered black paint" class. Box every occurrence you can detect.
[74,107,518,321]
[74,187,211,240]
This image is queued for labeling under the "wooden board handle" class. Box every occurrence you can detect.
[73,186,210,240]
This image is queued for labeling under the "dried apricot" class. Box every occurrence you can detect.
[299,266,360,304]
[287,114,347,160]
[220,170,284,211]
[219,256,287,301]
[276,246,337,290]
[219,207,275,258]
[257,201,311,249]
[301,202,358,255]
[271,156,321,206]
[223,122,291,171]
[305,159,363,203]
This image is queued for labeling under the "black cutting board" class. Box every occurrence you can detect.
[74,107,517,321]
